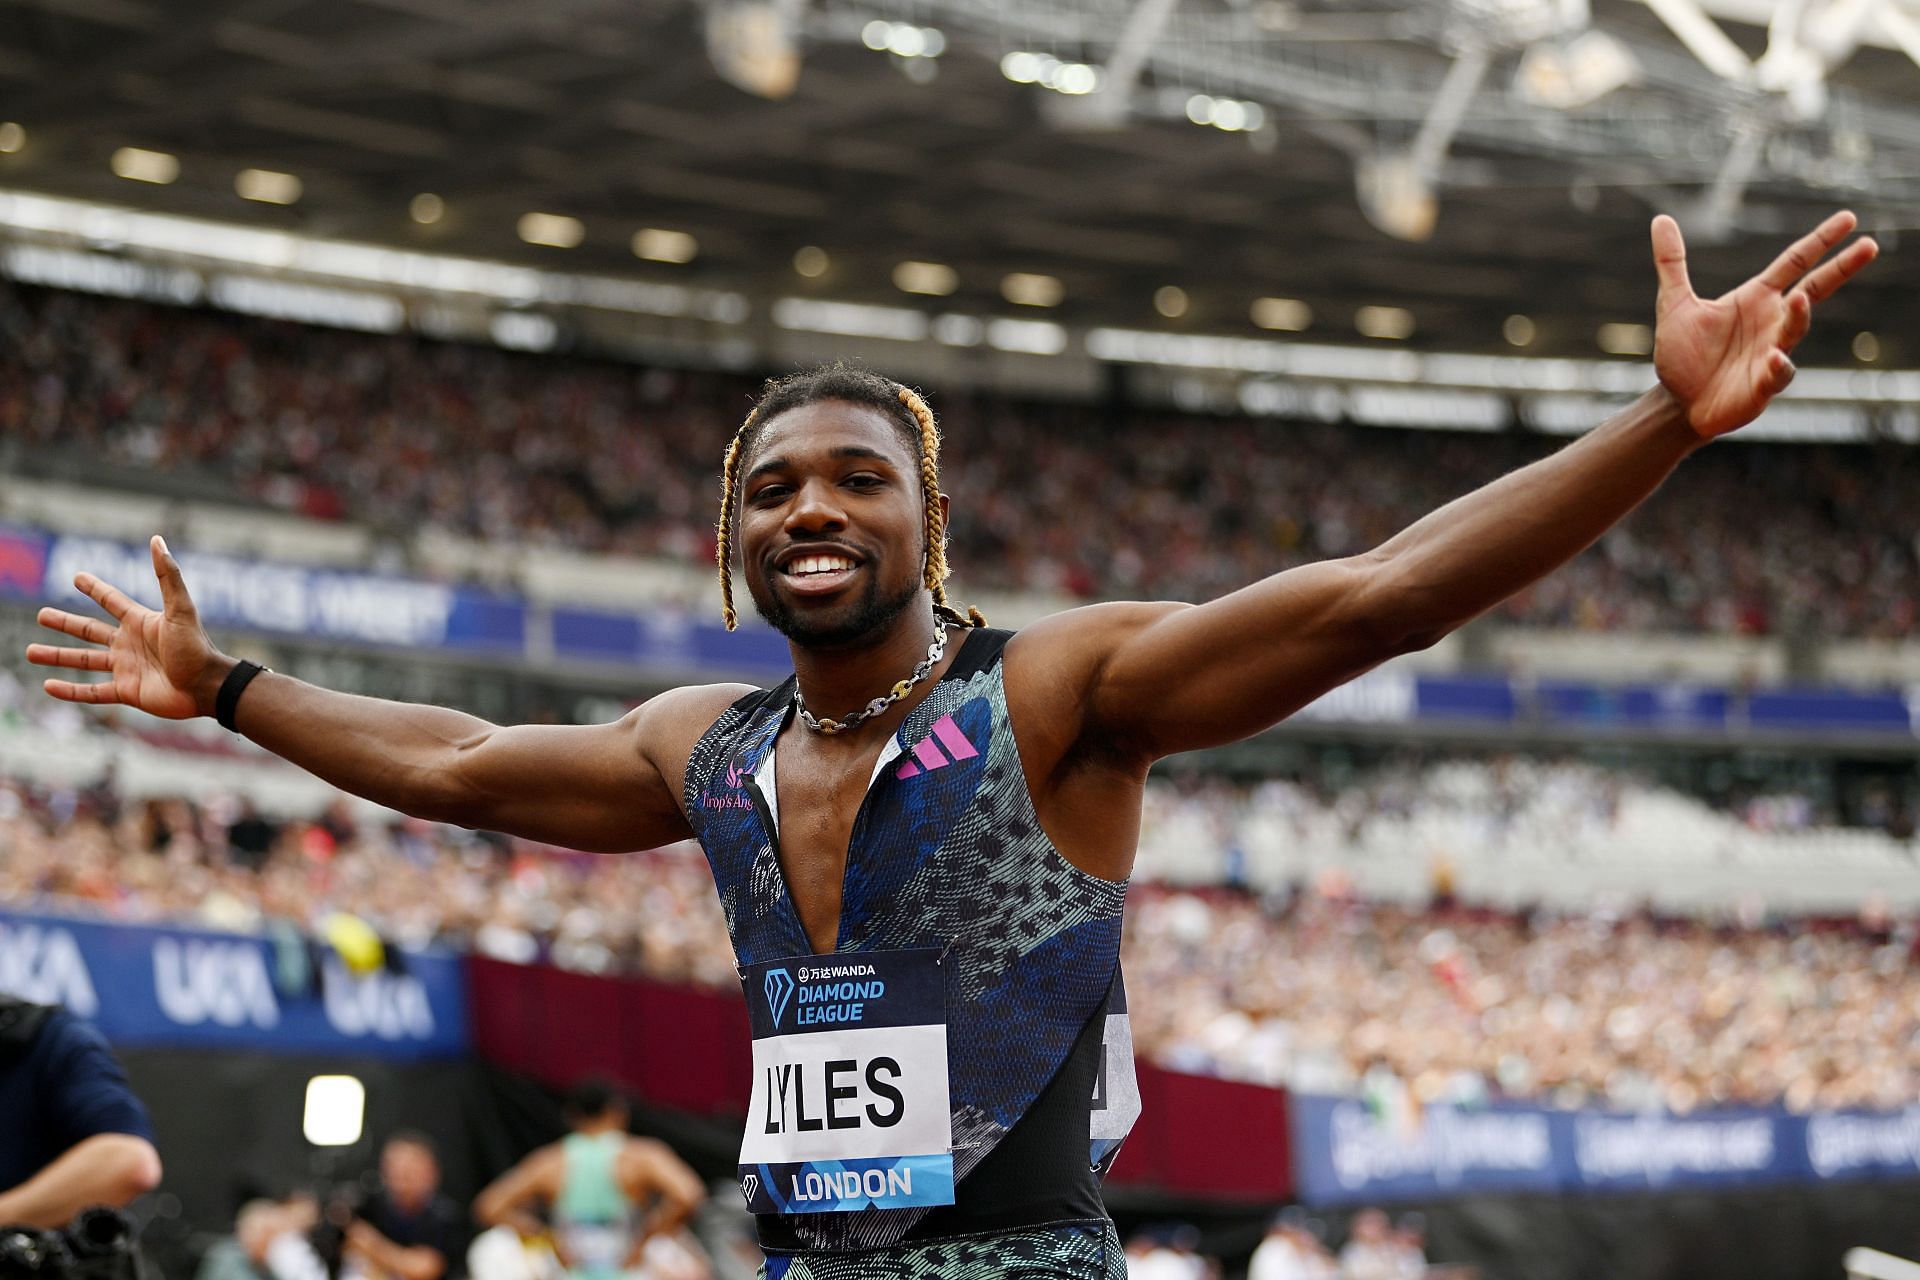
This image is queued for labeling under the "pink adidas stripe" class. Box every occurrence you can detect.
[930,715,979,761]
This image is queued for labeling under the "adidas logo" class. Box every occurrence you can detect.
[895,714,981,779]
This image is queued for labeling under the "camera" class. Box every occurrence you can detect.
[0,1208,150,1280]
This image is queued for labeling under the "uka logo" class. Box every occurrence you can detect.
[321,958,437,1041]
[153,937,279,1028]
[0,921,98,1015]
[765,967,796,1028]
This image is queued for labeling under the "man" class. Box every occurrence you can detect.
[472,1079,706,1280]
[27,213,1877,1278]
[0,996,163,1229]
[345,1133,468,1280]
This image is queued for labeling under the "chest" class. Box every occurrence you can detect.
[764,735,903,955]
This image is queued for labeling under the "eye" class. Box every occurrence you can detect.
[748,483,791,506]
[844,472,886,490]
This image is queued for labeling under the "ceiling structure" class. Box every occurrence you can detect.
[0,0,1915,364]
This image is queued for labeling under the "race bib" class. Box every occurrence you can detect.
[1090,972,1141,1176]
[737,948,955,1215]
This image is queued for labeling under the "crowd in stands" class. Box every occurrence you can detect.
[3,281,1917,637]
[4,743,1917,1118]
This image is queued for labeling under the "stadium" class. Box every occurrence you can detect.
[0,0,1917,1277]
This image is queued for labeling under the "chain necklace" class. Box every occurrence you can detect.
[795,623,948,735]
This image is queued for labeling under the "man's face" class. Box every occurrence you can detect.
[380,1140,439,1210]
[736,400,936,649]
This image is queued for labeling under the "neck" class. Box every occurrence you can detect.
[788,600,943,732]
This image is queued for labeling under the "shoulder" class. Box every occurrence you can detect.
[1003,602,1187,754]
[626,683,760,769]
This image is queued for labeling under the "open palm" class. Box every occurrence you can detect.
[27,536,221,720]
[1653,210,1877,439]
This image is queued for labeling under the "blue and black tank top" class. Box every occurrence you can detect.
[682,627,1134,1253]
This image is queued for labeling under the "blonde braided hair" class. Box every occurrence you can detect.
[715,370,986,633]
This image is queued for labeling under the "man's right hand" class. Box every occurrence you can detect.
[26,535,230,720]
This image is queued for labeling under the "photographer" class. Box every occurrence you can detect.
[342,1133,467,1280]
[0,997,162,1230]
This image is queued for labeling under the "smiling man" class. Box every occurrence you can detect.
[28,213,1878,1280]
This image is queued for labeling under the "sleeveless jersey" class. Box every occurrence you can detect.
[682,628,1133,1253]
[554,1131,633,1280]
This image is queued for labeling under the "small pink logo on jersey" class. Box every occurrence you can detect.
[896,715,982,779]
[705,759,754,811]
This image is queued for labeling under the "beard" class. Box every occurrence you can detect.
[748,561,923,650]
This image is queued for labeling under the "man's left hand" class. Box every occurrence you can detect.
[1651,209,1878,439]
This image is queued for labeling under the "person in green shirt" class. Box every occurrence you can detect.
[475,1081,706,1280]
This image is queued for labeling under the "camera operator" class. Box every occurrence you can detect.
[342,1133,467,1280]
[0,997,162,1229]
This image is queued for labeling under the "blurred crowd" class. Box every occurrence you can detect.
[1126,887,1919,1115]
[4,753,1918,1119]
[3,282,1917,636]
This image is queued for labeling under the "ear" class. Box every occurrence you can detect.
[935,491,951,532]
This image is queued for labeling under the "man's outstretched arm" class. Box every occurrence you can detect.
[1050,210,1877,762]
[27,539,745,852]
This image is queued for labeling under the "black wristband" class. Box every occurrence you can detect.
[215,660,269,733]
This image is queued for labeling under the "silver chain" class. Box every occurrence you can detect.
[795,624,948,735]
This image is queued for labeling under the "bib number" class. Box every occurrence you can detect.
[737,949,955,1214]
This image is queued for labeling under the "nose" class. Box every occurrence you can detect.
[783,476,848,534]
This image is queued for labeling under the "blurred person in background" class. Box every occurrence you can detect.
[473,1079,707,1280]
[0,995,162,1229]
[1248,1210,1335,1280]
[27,211,1878,1280]
[345,1132,469,1280]
[194,1193,326,1280]
[1337,1210,1400,1280]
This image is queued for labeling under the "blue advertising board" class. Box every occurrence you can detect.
[3,523,1915,737]
[1292,1094,1920,1205]
[0,907,468,1061]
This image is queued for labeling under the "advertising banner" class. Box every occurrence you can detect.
[0,907,468,1061]
[1292,1094,1920,1205]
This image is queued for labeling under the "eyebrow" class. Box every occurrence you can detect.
[744,445,897,486]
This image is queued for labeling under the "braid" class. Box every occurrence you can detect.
[716,422,751,631]
[715,367,986,631]
[898,387,986,629]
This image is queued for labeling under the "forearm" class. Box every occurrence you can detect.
[1367,385,1700,649]
[213,664,500,824]
[0,1134,162,1228]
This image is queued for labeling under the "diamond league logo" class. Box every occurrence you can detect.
[740,1173,759,1200]
[764,966,795,1027]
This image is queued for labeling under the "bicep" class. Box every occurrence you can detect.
[1087,556,1399,759]
[446,686,746,852]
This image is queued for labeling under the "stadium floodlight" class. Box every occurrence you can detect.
[792,245,829,278]
[1001,272,1063,308]
[110,147,179,185]
[409,193,445,225]
[892,260,958,296]
[633,228,698,263]
[1355,306,1415,341]
[303,1075,365,1147]
[517,212,584,249]
[1596,322,1653,355]
[235,169,302,205]
[1251,297,1311,333]
[0,123,23,154]
[705,0,805,100]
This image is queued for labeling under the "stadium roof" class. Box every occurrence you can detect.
[0,0,1915,362]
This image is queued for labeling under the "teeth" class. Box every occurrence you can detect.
[788,555,855,576]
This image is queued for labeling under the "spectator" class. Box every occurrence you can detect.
[1338,1210,1399,1280]
[1249,1211,1336,1280]
[0,996,163,1229]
